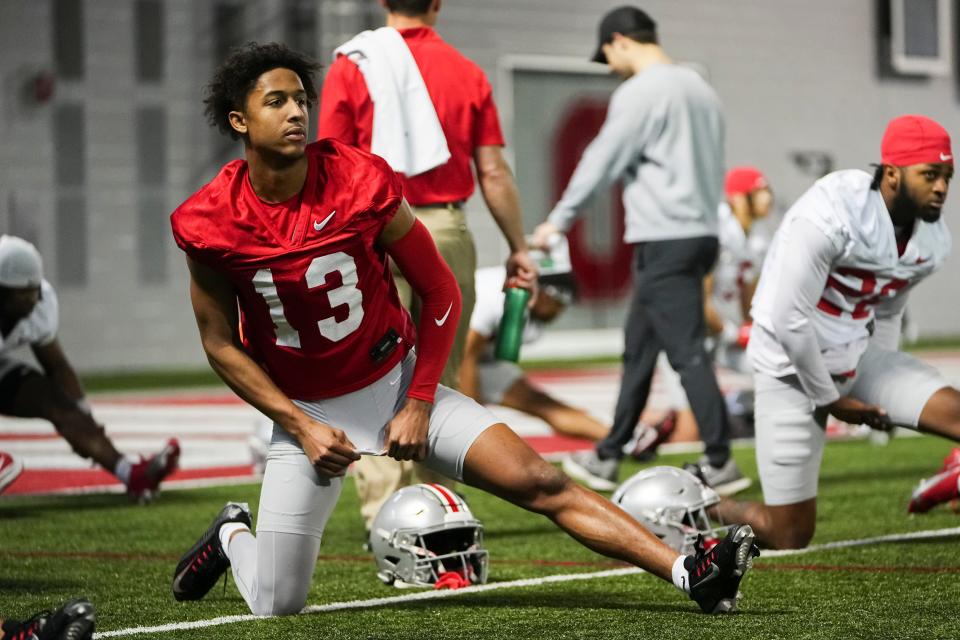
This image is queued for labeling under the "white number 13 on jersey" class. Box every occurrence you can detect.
[252,252,364,346]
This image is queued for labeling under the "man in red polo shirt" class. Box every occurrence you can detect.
[318,0,536,528]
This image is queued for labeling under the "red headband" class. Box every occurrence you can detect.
[881,115,953,166]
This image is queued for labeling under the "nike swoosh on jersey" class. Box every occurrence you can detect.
[313,210,336,232]
[435,302,453,326]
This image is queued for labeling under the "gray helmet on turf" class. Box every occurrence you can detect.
[612,466,724,554]
[369,483,489,588]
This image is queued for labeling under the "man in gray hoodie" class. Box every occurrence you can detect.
[533,5,745,494]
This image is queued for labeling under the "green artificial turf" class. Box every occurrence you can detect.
[1,436,958,639]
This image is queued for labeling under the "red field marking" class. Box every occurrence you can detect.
[0,432,250,441]
[2,465,255,496]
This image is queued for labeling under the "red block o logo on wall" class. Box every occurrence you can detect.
[552,99,633,300]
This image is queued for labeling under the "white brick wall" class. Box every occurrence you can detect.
[0,0,957,373]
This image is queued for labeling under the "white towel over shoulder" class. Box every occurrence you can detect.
[334,27,450,177]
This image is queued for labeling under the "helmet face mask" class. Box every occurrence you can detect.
[612,466,726,554]
[371,484,489,588]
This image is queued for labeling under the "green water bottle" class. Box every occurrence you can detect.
[494,286,531,362]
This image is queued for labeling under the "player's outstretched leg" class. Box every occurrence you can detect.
[461,424,759,612]
[9,372,180,503]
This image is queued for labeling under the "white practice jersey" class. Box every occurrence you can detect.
[469,266,544,361]
[0,279,58,356]
[712,202,763,327]
[749,170,950,385]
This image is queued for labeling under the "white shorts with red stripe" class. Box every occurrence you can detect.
[755,343,947,506]
[256,351,498,538]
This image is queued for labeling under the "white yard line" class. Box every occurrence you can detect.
[93,525,960,638]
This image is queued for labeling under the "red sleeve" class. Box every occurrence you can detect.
[318,56,365,144]
[386,219,461,403]
[473,79,505,147]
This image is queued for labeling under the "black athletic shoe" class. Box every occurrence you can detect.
[2,598,96,640]
[687,524,760,614]
[172,502,251,602]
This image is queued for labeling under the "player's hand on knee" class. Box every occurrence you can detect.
[302,425,360,478]
[384,398,431,462]
[824,396,891,430]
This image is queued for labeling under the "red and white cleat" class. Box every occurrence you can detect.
[908,465,960,514]
[128,438,181,504]
[0,451,24,495]
[937,447,960,473]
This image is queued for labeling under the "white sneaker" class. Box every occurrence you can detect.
[684,457,751,496]
[562,450,619,491]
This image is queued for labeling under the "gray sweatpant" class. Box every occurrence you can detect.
[597,236,732,466]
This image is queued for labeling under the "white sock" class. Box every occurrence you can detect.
[219,522,251,556]
[672,555,691,594]
[113,457,136,485]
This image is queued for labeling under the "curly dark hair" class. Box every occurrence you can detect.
[204,42,321,140]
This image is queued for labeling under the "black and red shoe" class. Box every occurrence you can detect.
[687,524,759,614]
[172,502,251,601]
[2,598,95,640]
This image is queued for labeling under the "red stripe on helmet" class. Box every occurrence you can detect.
[428,483,461,513]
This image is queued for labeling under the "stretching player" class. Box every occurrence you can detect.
[461,244,608,442]
[0,235,179,502]
[169,43,758,616]
[714,115,960,548]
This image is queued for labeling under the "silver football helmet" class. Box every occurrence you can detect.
[612,466,725,554]
[370,483,489,588]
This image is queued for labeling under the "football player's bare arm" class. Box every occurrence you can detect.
[474,145,537,290]
[31,339,85,402]
[186,256,360,477]
[459,329,489,403]
[379,200,462,461]
[702,273,723,336]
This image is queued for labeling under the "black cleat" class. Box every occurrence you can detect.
[687,524,760,614]
[172,502,251,602]
[3,598,96,640]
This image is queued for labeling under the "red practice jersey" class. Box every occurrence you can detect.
[171,140,416,400]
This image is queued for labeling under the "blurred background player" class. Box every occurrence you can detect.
[318,0,536,528]
[714,115,960,548]
[0,235,179,502]
[535,6,744,493]
[461,239,607,441]
[705,166,773,376]
[0,598,95,640]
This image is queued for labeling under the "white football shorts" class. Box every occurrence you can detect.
[755,344,947,506]
[257,351,499,538]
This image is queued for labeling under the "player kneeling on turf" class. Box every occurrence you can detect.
[713,115,960,549]
[169,42,759,617]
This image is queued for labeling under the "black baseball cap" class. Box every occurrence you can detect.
[591,5,657,64]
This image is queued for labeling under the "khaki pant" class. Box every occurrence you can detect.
[355,204,477,529]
